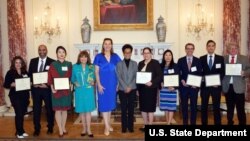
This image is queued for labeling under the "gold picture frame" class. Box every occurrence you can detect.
[94,0,153,31]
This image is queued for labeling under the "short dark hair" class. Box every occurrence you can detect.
[56,46,67,55]
[76,50,91,65]
[185,43,195,49]
[143,47,152,53]
[122,44,133,53]
[206,40,216,46]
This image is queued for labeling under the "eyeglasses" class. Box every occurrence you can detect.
[185,48,194,50]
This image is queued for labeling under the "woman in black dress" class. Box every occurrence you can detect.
[137,47,163,131]
[3,56,30,139]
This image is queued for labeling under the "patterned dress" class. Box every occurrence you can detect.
[159,66,178,111]
[48,60,72,111]
[71,64,96,113]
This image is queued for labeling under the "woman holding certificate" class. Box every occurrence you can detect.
[137,47,163,131]
[71,51,95,137]
[93,38,121,136]
[3,56,30,139]
[48,46,72,137]
[159,50,179,125]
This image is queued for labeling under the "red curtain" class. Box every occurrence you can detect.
[7,0,27,62]
[0,14,5,106]
[223,0,241,55]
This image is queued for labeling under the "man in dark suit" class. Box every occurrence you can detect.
[222,43,250,125]
[177,43,202,125]
[200,40,225,125]
[28,45,55,136]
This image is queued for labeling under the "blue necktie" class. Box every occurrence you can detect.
[209,56,213,70]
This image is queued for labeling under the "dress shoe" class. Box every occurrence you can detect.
[63,131,68,135]
[139,127,145,132]
[16,135,24,139]
[81,133,86,136]
[88,134,94,138]
[47,129,53,134]
[109,127,114,132]
[33,131,40,136]
[128,129,134,133]
[22,133,29,137]
[58,134,64,138]
[104,129,110,136]
[122,129,127,133]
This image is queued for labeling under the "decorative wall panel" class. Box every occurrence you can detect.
[223,0,241,55]
[7,0,27,61]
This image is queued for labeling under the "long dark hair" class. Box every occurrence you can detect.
[10,56,27,73]
[76,50,91,65]
[160,49,175,70]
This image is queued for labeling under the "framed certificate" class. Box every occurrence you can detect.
[136,72,152,84]
[205,74,221,87]
[15,77,31,91]
[186,74,202,87]
[225,64,242,76]
[54,78,70,90]
[32,72,48,85]
[164,75,179,87]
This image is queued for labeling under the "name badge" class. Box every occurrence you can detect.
[168,69,175,74]
[45,66,50,70]
[216,64,221,69]
[22,74,28,77]
[62,66,68,71]
[191,66,197,72]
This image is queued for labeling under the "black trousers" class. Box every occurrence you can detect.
[9,93,29,136]
[225,85,246,125]
[180,87,198,125]
[201,87,221,125]
[31,88,54,132]
[118,89,136,131]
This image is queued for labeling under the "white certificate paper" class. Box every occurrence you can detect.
[225,64,242,76]
[164,75,179,87]
[186,74,202,87]
[32,72,48,85]
[54,78,70,90]
[136,72,152,84]
[205,74,221,87]
[15,77,31,91]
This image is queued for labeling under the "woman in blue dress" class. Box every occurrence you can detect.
[93,38,121,136]
[159,49,179,125]
[71,50,95,137]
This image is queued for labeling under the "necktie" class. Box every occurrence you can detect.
[188,58,192,71]
[39,60,44,72]
[209,55,213,70]
[230,56,235,64]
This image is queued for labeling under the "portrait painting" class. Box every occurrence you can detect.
[94,0,153,30]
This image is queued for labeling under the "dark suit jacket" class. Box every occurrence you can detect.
[177,56,202,91]
[28,57,55,84]
[137,59,163,89]
[222,55,250,94]
[200,54,225,89]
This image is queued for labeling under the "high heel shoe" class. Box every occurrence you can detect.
[104,129,110,136]
[109,127,114,132]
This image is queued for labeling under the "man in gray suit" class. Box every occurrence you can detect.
[116,44,137,133]
[222,43,250,125]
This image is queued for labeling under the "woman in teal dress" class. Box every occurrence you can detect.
[71,51,95,137]
[48,46,72,137]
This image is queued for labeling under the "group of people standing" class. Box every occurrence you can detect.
[3,38,250,139]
